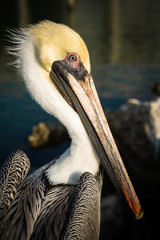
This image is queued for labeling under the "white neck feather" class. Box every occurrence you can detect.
[18,36,100,185]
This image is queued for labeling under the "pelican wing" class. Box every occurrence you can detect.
[0,150,30,222]
[31,184,77,240]
[31,172,102,240]
[0,171,46,240]
[0,151,102,239]
[62,172,101,240]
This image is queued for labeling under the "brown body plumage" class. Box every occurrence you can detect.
[0,151,102,239]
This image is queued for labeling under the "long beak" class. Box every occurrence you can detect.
[50,61,143,219]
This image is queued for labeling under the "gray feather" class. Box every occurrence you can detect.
[62,172,101,240]
[0,151,102,240]
[0,170,45,240]
[0,150,30,222]
[31,185,77,240]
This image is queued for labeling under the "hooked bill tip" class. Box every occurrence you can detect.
[135,207,144,220]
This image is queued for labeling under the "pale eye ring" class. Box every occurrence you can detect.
[68,54,77,62]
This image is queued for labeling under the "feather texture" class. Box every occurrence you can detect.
[31,185,77,240]
[0,153,102,240]
[0,168,45,239]
[0,150,30,223]
[62,172,102,240]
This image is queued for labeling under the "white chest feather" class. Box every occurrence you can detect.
[46,133,100,185]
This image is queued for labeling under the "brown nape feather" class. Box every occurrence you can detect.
[0,150,30,223]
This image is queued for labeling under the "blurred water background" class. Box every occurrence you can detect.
[0,0,160,167]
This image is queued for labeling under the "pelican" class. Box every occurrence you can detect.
[0,20,143,239]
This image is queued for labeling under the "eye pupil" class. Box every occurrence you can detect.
[68,54,77,62]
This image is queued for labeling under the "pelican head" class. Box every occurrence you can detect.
[9,20,143,219]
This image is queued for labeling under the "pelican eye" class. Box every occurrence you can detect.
[68,54,77,62]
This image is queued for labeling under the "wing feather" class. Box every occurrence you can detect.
[0,150,30,222]
[0,173,45,240]
[0,152,102,240]
[31,185,77,240]
[62,172,101,240]
[32,172,102,240]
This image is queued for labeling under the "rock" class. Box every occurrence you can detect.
[28,122,70,148]
[29,98,160,161]
[106,98,160,162]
